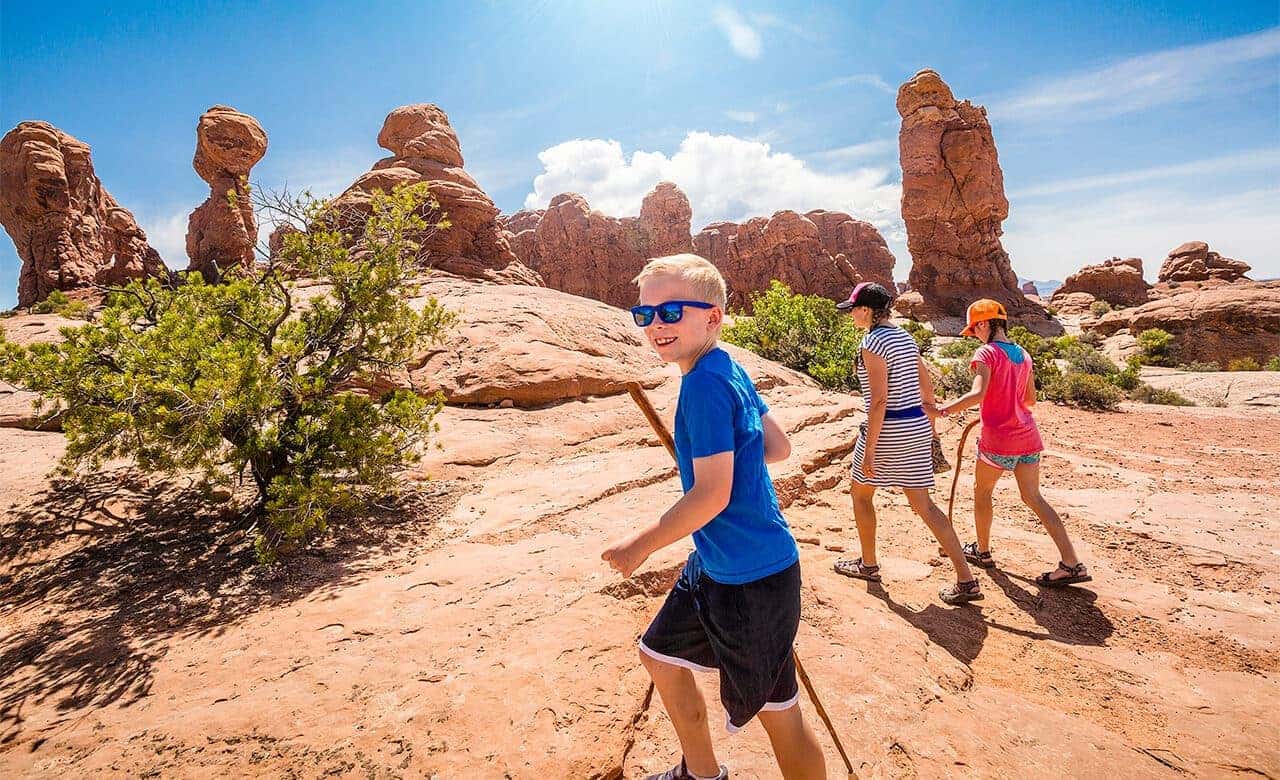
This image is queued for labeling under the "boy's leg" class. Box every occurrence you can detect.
[1012,461,1081,570]
[973,458,1004,552]
[851,483,879,566]
[904,488,974,583]
[758,704,827,780]
[639,651,720,777]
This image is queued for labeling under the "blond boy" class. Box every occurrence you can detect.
[602,254,826,780]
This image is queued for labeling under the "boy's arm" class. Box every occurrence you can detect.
[761,412,791,463]
[602,451,733,577]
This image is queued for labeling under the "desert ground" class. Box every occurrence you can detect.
[2,356,1277,779]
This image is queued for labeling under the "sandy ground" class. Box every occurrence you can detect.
[1,385,1277,778]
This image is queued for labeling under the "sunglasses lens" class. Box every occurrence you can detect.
[657,303,683,323]
[631,307,654,327]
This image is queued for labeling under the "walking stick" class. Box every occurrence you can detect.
[625,382,858,778]
[947,418,981,524]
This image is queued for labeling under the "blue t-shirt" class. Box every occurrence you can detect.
[674,347,799,585]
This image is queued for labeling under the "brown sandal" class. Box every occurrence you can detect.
[940,579,983,604]
[1035,561,1092,587]
[834,557,881,582]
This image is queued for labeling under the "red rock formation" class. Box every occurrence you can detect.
[1158,241,1251,283]
[1089,281,1279,367]
[1021,281,1038,296]
[0,122,167,307]
[503,183,692,308]
[185,106,267,283]
[1052,257,1151,307]
[331,104,539,285]
[897,69,1057,333]
[693,210,894,308]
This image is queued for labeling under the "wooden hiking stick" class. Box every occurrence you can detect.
[946,417,981,524]
[624,381,858,778]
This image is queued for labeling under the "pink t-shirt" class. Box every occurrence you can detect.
[971,342,1043,456]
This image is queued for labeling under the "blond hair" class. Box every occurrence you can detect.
[632,253,728,310]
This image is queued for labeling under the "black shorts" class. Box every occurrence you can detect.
[640,554,801,732]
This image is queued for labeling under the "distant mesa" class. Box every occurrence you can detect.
[1158,240,1250,284]
[0,121,167,308]
[895,68,1059,335]
[186,105,268,283]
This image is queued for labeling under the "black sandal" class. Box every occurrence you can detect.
[1035,561,1092,587]
[962,542,995,569]
[940,579,983,604]
[834,557,881,582]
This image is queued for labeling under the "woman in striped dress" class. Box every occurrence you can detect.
[832,283,982,604]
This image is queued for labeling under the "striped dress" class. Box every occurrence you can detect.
[851,325,934,489]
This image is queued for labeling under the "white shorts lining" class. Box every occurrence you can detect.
[724,691,800,733]
[638,639,717,674]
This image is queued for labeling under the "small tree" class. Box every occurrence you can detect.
[1136,328,1176,366]
[723,280,864,391]
[0,183,456,560]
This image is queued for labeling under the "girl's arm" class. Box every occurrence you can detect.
[941,362,992,415]
[1024,365,1038,406]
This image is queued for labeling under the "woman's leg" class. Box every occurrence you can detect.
[973,458,1004,552]
[851,483,879,566]
[1013,461,1082,574]
[904,488,974,583]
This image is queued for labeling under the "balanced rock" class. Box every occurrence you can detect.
[1052,257,1150,307]
[896,69,1056,333]
[693,210,894,308]
[0,122,166,307]
[332,104,540,285]
[503,182,692,308]
[185,106,267,282]
[1158,241,1251,283]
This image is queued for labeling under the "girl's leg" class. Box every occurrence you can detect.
[851,483,879,566]
[1013,461,1082,574]
[904,488,974,583]
[973,458,1004,552]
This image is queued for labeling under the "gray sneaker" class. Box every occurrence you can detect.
[645,757,729,780]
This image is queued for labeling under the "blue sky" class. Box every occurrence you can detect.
[2,1,1277,308]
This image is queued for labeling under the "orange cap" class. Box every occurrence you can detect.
[960,299,1008,337]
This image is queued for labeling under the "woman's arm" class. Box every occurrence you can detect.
[918,355,939,417]
[761,412,791,463]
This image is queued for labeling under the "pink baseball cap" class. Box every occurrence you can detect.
[836,282,892,310]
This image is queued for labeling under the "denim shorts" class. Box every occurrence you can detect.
[640,553,801,732]
[978,448,1042,471]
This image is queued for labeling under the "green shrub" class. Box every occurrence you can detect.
[1129,383,1194,406]
[1136,328,1176,366]
[937,337,980,360]
[935,363,975,399]
[900,319,933,355]
[0,184,455,561]
[1062,342,1118,376]
[1110,358,1141,391]
[723,280,864,391]
[1268,357,1280,372]
[1044,371,1123,411]
[1227,357,1262,372]
[1177,361,1222,372]
[1090,300,1112,317]
[1078,329,1104,347]
[27,289,93,320]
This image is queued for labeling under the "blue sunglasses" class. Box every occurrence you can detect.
[630,300,715,327]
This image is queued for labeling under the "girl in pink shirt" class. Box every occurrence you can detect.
[937,299,1091,587]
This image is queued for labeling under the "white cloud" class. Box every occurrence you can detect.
[138,209,190,266]
[1003,186,1280,282]
[713,6,762,59]
[748,12,817,42]
[993,26,1280,123]
[1010,148,1280,199]
[724,110,759,123]
[522,132,902,238]
[809,139,897,165]
[814,73,896,95]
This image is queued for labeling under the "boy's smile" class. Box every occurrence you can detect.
[637,273,721,372]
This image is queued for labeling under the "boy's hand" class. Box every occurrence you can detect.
[602,533,651,578]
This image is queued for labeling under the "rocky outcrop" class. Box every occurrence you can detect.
[1090,281,1280,367]
[896,69,1057,333]
[331,104,540,285]
[185,106,267,283]
[1021,281,1038,296]
[501,183,692,308]
[1051,257,1151,308]
[0,122,166,307]
[1158,241,1251,283]
[693,210,894,307]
